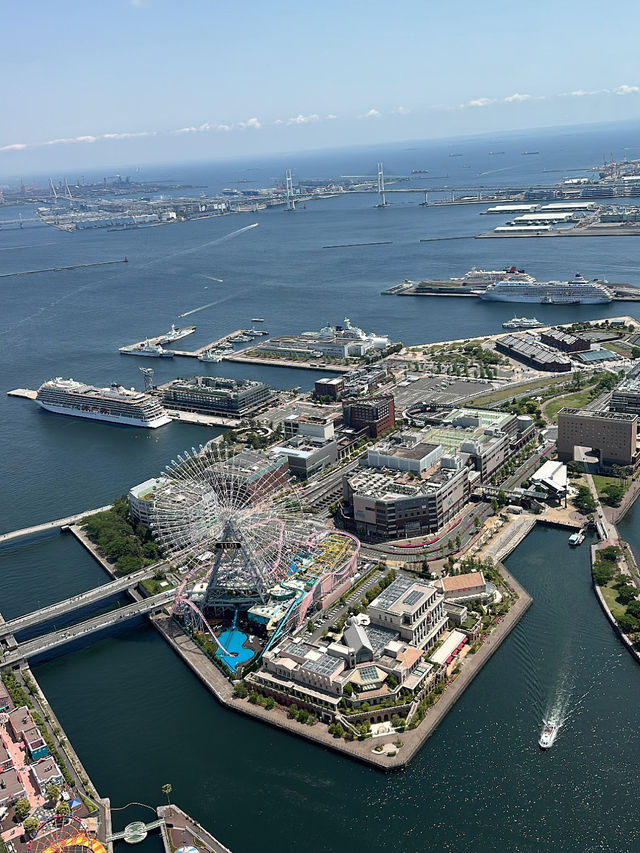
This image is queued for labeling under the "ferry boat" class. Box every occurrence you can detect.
[119,341,174,357]
[539,720,559,749]
[482,274,613,305]
[502,316,544,330]
[198,349,223,362]
[36,378,171,428]
[568,529,585,546]
[156,324,196,345]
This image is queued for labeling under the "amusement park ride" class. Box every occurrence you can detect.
[152,444,360,665]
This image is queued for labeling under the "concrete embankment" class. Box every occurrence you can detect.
[157,804,232,853]
[152,570,531,772]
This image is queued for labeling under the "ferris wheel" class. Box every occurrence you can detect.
[151,443,360,657]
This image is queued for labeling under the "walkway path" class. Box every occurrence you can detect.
[0,506,112,545]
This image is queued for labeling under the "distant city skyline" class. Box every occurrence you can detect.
[3,0,640,175]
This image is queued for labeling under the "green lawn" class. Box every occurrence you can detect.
[600,582,628,621]
[466,375,570,407]
[592,474,629,501]
[543,388,595,423]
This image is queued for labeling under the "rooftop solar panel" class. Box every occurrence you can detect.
[403,589,423,606]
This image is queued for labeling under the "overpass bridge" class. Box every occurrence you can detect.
[0,565,163,638]
[1,590,174,665]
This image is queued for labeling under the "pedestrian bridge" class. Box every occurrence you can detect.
[0,565,162,638]
[1,590,174,665]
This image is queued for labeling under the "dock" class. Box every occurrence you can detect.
[144,329,246,357]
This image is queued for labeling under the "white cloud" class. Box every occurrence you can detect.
[358,108,382,119]
[504,92,532,103]
[465,97,495,108]
[326,114,338,120]
[392,106,411,115]
[615,84,640,95]
[236,117,261,129]
[287,113,320,125]
[0,143,27,152]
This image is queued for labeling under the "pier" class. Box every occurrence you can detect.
[1,589,174,664]
[0,505,112,545]
[121,329,245,358]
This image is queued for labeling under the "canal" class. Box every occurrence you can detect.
[1,524,633,852]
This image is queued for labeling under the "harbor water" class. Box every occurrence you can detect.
[3,122,640,851]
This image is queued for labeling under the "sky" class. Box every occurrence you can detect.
[3,0,640,175]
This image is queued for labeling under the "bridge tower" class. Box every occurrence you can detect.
[377,162,387,207]
[285,169,296,211]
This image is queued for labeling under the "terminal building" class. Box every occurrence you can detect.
[161,376,272,415]
[557,407,638,466]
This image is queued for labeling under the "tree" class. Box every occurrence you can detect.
[616,585,637,606]
[56,802,71,816]
[618,613,640,634]
[161,783,172,804]
[603,482,625,507]
[23,817,39,835]
[574,485,596,515]
[264,696,275,710]
[46,783,61,803]
[15,798,31,819]
[233,682,248,699]
[297,708,309,724]
[474,516,481,529]
[593,561,615,586]
[626,600,640,620]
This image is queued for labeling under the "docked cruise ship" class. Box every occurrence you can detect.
[455,266,536,286]
[481,274,614,304]
[36,379,172,428]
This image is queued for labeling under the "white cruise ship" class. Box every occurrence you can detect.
[36,379,172,428]
[482,274,614,305]
[456,266,536,286]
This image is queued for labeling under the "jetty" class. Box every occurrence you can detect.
[0,505,112,545]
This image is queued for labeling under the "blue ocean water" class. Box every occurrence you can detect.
[2,122,640,852]
[3,121,640,533]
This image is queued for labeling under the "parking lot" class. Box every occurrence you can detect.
[393,375,499,410]
[304,564,384,643]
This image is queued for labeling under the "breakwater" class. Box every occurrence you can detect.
[0,257,129,278]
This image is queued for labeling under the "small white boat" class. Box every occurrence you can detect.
[539,720,558,749]
[251,317,265,322]
[198,349,223,363]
